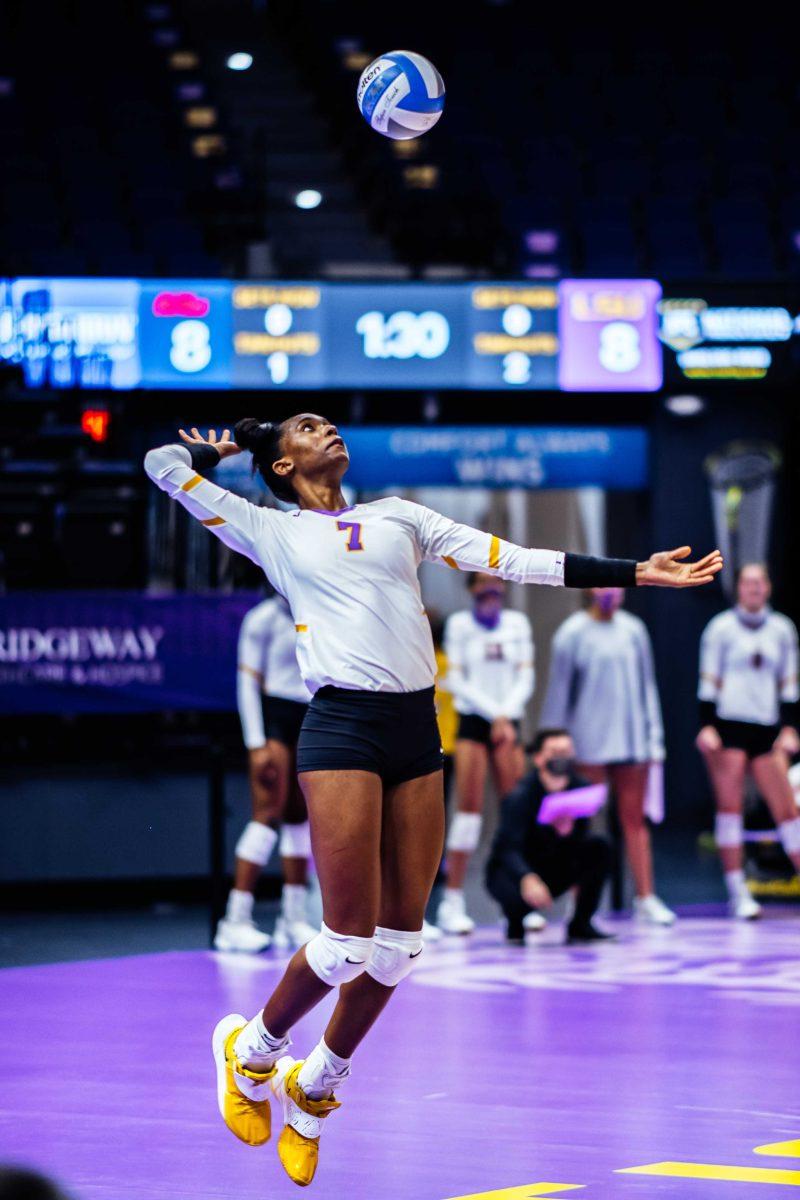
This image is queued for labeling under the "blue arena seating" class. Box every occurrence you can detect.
[0,0,795,280]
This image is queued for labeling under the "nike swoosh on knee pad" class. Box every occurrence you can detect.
[410,949,423,958]
[345,956,367,964]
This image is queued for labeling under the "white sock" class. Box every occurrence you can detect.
[233,1012,290,1070]
[297,1038,351,1100]
[226,889,254,923]
[282,883,307,924]
[443,887,464,910]
[724,869,747,900]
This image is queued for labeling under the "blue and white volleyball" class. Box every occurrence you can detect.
[357,50,445,140]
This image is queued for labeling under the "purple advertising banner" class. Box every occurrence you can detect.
[0,592,260,714]
[557,279,663,392]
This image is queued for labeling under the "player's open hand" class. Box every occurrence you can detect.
[636,546,723,588]
[178,426,241,459]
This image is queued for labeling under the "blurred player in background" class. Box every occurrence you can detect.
[541,587,675,926]
[215,591,317,953]
[437,574,534,934]
[697,563,800,919]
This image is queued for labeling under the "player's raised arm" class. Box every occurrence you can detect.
[143,426,268,566]
[409,504,723,590]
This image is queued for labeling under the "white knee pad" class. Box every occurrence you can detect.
[304,922,373,986]
[366,927,424,988]
[447,811,482,853]
[279,821,311,858]
[715,811,743,849]
[235,821,278,867]
[778,817,800,856]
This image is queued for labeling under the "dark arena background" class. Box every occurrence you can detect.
[2,3,800,1198]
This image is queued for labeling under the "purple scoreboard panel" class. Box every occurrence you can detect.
[557,279,663,391]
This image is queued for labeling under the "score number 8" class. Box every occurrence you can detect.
[170,319,212,374]
[598,321,641,374]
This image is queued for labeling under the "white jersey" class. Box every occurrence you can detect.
[237,596,311,749]
[698,606,799,726]
[144,444,566,696]
[541,608,664,765]
[444,608,534,721]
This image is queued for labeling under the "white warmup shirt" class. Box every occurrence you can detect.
[237,596,311,750]
[444,608,534,722]
[541,609,664,765]
[144,444,566,696]
[698,606,799,726]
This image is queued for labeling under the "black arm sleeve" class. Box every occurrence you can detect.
[188,443,221,471]
[780,700,798,729]
[563,553,637,589]
[699,700,717,728]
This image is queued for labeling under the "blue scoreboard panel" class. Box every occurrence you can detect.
[0,277,662,391]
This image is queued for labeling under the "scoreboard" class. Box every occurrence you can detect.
[658,288,800,384]
[0,277,663,392]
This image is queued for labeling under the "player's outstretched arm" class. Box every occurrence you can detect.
[144,427,266,566]
[410,501,723,591]
[635,547,723,588]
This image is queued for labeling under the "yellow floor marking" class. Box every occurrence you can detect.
[617,1161,800,1186]
[445,1185,585,1200]
[755,1141,800,1158]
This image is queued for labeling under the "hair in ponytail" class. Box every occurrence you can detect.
[233,418,296,503]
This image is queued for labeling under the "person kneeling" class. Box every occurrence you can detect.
[485,728,614,944]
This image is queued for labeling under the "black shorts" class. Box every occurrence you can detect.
[296,685,443,786]
[261,695,309,747]
[457,713,521,747]
[716,718,779,760]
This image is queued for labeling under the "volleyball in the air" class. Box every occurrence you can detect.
[356,50,445,140]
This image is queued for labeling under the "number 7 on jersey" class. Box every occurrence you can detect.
[336,520,364,552]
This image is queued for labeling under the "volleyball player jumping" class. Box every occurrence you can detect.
[145,415,722,1187]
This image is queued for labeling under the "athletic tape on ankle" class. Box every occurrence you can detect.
[304,922,373,986]
[366,926,424,987]
[280,821,311,858]
[446,811,482,853]
[715,811,743,849]
[778,816,800,856]
[235,820,278,866]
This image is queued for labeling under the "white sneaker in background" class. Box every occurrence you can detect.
[214,918,272,953]
[633,894,677,926]
[729,891,762,921]
[272,916,317,950]
[422,919,443,943]
[436,893,476,935]
[522,911,547,933]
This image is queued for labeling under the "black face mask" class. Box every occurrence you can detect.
[543,756,574,776]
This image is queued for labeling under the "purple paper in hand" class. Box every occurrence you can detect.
[537,783,608,825]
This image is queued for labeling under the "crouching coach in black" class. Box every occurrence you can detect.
[485,728,614,944]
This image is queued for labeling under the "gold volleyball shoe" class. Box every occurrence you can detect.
[212,1013,276,1146]
[271,1056,341,1187]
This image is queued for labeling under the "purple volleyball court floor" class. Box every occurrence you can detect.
[2,913,800,1199]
